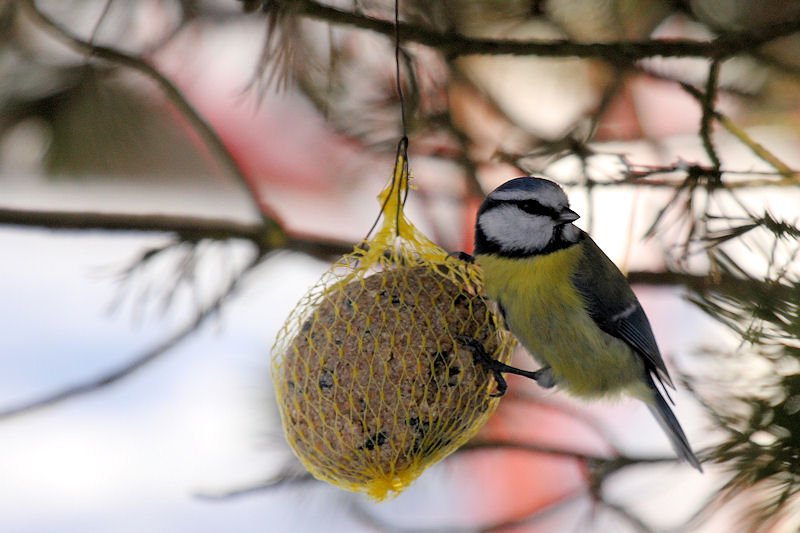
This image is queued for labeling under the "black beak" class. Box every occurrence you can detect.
[557,208,579,223]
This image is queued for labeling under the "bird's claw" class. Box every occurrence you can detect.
[455,335,556,395]
[455,335,507,396]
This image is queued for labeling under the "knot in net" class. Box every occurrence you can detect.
[271,150,514,500]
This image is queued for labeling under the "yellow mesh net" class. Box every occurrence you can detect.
[271,148,514,501]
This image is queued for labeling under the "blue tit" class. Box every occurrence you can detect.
[461,176,701,471]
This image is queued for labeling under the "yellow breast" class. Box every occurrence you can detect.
[476,249,643,398]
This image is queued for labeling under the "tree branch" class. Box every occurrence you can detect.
[0,208,271,240]
[0,207,352,259]
[0,205,777,293]
[623,163,798,188]
[282,0,800,61]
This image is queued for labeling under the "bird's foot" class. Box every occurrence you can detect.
[455,335,508,396]
[455,335,554,396]
[447,251,475,263]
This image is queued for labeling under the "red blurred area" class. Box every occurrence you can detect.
[453,372,613,531]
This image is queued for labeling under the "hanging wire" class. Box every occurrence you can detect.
[362,138,409,242]
[394,0,407,139]
[363,0,410,241]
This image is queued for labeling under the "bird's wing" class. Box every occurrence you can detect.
[644,374,702,470]
[571,233,674,389]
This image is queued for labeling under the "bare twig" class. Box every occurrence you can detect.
[458,439,679,474]
[680,83,798,181]
[623,161,796,187]
[195,468,316,500]
[0,251,265,420]
[700,60,722,172]
[507,153,797,188]
[459,439,603,463]
[714,115,797,180]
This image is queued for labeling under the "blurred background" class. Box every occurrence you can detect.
[3,0,800,531]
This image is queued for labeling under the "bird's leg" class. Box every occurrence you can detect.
[447,251,475,263]
[455,335,554,396]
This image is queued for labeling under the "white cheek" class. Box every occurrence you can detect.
[479,205,554,251]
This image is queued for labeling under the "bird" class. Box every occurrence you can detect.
[455,176,702,471]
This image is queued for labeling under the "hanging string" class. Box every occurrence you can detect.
[363,0,410,241]
[392,0,409,236]
[394,0,407,140]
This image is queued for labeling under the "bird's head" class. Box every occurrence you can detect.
[474,177,582,257]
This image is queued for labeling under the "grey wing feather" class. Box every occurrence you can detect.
[645,375,702,471]
[571,233,674,388]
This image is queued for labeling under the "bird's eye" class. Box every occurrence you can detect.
[516,200,555,218]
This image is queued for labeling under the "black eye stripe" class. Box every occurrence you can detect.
[513,199,559,217]
[480,198,559,219]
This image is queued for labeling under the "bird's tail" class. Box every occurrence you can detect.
[644,376,702,472]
